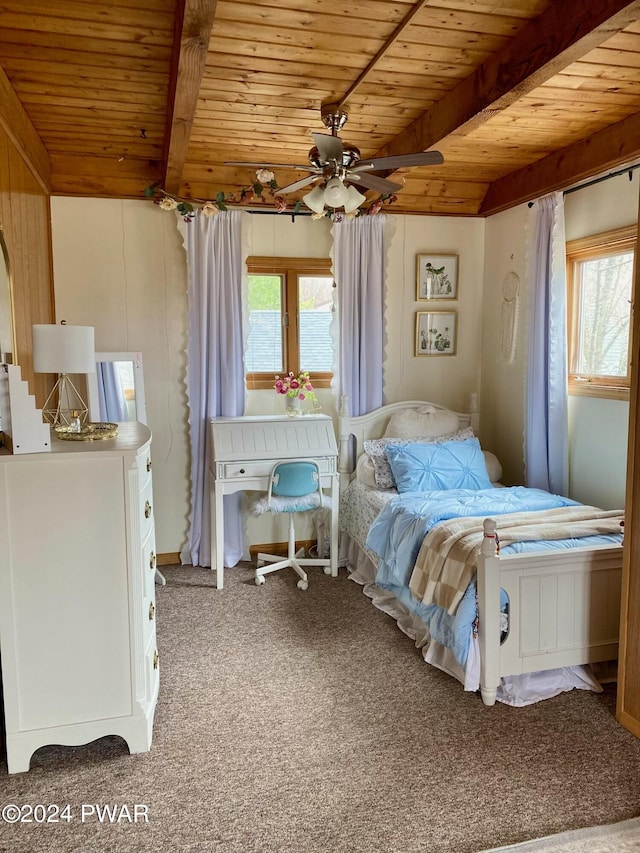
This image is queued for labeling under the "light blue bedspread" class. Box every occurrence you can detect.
[364,486,622,667]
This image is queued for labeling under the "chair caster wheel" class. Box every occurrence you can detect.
[323,566,331,575]
[255,575,265,586]
[297,579,308,591]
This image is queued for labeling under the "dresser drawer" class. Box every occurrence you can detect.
[143,592,157,649]
[137,448,153,491]
[142,527,157,602]
[220,457,335,479]
[145,642,160,705]
[138,476,154,534]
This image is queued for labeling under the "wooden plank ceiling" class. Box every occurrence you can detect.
[1,0,640,216]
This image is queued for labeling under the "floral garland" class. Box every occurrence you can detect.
[144,169,397,222]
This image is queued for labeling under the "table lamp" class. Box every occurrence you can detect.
[32,322,95,426]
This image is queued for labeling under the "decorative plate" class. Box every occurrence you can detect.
[54,422,118,441]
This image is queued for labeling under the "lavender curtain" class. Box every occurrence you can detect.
[331,215,386,416]
[180,210,245,568]
[525,192,568,495]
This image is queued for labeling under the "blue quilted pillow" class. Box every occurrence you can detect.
[385,437,492,492]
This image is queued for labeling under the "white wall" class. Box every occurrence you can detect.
[384,214,485,412]
[564,171,638,240]
[51,198,190,555]
[481,203,529,485]
[51,201,486,560]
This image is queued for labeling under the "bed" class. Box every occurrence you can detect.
[337,400,624,707]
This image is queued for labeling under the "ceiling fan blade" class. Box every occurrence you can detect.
[224,161,311,171]
[352,151,444,172]
[275,174,322,195]
[349,172,403,194]
[311,132,343,163]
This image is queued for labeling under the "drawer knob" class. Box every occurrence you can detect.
[149,551,156,570]
[153,650,159,670]
[239,468,245,474]
[147,457,152,472]
[148,601,155,621]
[144,500,152,518]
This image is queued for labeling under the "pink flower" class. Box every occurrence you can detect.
[275,196,287,213]
[368,200,382,216]
[272,371,317,403]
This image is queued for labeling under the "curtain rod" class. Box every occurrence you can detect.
[528,163,640,207]
[248,208,310,217]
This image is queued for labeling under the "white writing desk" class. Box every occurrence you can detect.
[209,414,339,589]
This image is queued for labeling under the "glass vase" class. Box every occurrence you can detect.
[285,395,302,417]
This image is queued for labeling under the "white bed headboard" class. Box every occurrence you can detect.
[338,400,472,483]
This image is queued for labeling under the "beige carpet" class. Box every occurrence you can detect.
[1,563,640,853]
[482,815,640,851]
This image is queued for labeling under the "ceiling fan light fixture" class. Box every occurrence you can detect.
[343,184,366,213]
[302,185,326,214]
[323,176,349,208]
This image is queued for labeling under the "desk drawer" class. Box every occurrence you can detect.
[220,458,334,479]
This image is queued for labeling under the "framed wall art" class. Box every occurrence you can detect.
[416,254,458,300]
[415,310,457,356]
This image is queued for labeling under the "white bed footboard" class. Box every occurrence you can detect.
[477,519,623,706]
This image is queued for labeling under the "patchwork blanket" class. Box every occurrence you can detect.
[409,506,625,615]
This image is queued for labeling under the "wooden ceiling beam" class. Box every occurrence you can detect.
[336,0,432,109]
[371,0,640,166]
[0,65,50,192]
[479,109,640,215]
[163,0,218,194]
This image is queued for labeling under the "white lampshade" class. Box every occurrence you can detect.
[343,184,367,213]
[302,185,326,214]
[32,323,96,374]
[323,176,349,208]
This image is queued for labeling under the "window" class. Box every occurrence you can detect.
[567,225,636,400]
[245,256,334,390]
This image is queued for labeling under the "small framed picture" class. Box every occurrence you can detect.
[415,311,457,356]
[416,254,458,300]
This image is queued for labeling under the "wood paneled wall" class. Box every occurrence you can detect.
[617,187,640,738]
[0,123,54,406]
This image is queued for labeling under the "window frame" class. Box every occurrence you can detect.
[245,255,334,390]
[566,225,636,401]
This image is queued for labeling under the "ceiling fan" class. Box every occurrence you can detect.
[225,104,444,213]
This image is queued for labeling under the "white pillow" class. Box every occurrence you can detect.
[483,451,503,484]
[383,406,460,439]
[355,452,377,488]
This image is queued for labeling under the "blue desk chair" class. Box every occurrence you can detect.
[252,460,332,590]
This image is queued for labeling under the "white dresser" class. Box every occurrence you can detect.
[0,422,159,773]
